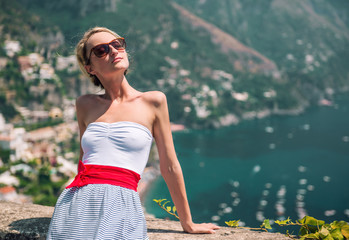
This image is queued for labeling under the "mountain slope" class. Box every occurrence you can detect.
[173,0,349,90]
[1,0,348,128]
[171,2,278,75]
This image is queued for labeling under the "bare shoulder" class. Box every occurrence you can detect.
[140,91,167,108]
[76,94,99,109]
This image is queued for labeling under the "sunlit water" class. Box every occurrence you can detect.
[144,94,349,230]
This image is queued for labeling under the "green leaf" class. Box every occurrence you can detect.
[319,227,330,238]
[261,219,272,229]
[153,198,167,204]
[322,234,334,240]
[341,224,349,238]
[172,206,176,213]
[275,217,291,225]
[299,226,309,236]
[225,220,240,227]
[299,216,325,227]
[331,221,349,229]
[301,232,320,239]
[330,228,344,240]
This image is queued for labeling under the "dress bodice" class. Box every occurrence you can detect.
[81,121,153,175]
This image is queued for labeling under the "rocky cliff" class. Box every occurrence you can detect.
[0,201,291,239]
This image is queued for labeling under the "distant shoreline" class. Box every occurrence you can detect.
[170,123,186,132]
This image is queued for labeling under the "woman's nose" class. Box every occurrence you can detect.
[109,45,119,55]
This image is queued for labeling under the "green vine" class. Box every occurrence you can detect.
[271,216,349,240]
[153,199,349,239]
[225,219,271,232]
[153,199,179,220]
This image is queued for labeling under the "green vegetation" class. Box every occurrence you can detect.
[0,146,11,166]
[0,94,18,121]
[154,199,349,239]
[16,117,64,131]
[15,159,69,206]
[271,217,349,240]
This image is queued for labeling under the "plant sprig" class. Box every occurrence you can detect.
[225,219,271,232]
[153,199,349,239]
[227,216,349,240]
[153,199,179,219]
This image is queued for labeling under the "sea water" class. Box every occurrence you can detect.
[144,94,349,230]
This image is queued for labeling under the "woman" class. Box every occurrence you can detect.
[47,27,219,239]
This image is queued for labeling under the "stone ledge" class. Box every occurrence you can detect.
[0,201,290,239]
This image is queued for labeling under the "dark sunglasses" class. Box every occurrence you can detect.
[86,38,126,64]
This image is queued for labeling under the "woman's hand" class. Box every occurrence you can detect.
[183,222,220,234]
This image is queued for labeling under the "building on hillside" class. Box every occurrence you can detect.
[0,116,29,162]
[9,128,29,162]
[49,107,63,119]
[0,171,19,186]
[18,56,35,81]
[26,127,56,142]
[4,40,21,57]
[39,63,55,80]
[0,135,11,150]
[0,57,8,70]
[0,114,6,132]
[31,110,50,122]
[18,53,45,81]
[56,55,78,72]
[28,53,44,66]
[0,186,17,202]
[62,98,76,121]
[0,185,32,203]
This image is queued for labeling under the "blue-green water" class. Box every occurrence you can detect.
[144,94,349,229]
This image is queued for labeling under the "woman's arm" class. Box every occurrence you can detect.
[152,92,220,234]
[75,95,88,163]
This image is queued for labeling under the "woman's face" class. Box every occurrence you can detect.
[85,31,129,78]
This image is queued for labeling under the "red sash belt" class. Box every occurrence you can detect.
[66,161,140,192]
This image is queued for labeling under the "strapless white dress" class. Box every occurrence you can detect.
[47,121,153,240]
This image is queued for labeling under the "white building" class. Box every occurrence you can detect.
[39,63,55,80]
[0,171,19,186]
[232,92,249,101]
[56,55,78,72]
[0,114,6,132]
[28,53,44,66]
[9,128,29,162]
[4,40,21,57]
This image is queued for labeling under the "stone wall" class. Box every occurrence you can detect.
[0,201,290,239]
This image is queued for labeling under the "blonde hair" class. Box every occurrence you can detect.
[76,27,126,89]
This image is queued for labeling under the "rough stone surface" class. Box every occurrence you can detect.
[0,201,291,239]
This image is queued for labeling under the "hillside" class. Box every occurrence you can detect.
[171,2,278,74]
[173,0,349,92]
[1,0,348,128]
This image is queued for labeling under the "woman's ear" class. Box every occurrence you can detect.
[84,65,95,75]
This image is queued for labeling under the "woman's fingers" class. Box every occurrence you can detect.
[186,223,220,234]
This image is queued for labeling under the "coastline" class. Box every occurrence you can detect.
[139,105,308,203]
[213,104,308,128]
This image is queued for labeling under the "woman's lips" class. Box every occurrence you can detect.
[112,57,122,63]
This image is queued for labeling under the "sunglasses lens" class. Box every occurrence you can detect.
[90,38,126,60]
[93,44,109,58]
[111,39,126,50]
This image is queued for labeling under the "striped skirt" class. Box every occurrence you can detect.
[47,184,148,240]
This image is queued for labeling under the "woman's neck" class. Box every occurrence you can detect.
[101,74,133,103]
